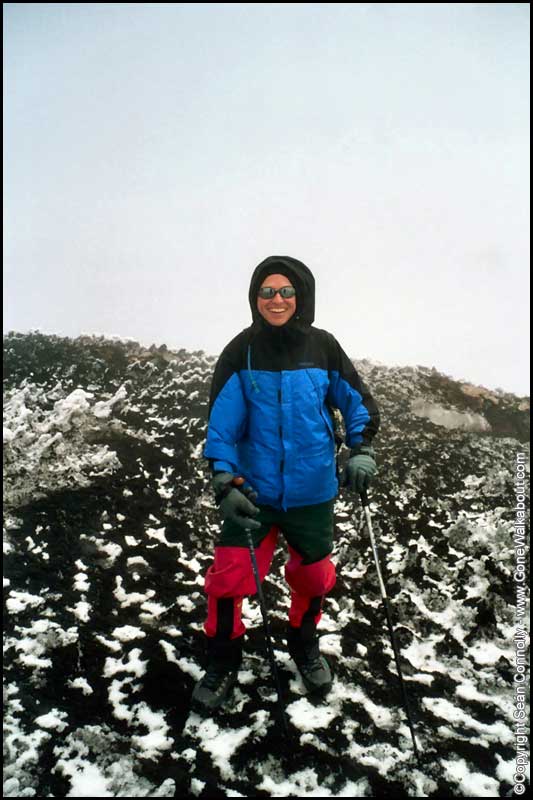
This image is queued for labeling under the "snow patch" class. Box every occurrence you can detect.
[442,758,501,796]
[411,399,491,432]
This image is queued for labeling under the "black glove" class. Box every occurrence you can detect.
[212,472,261,530]
[342,444,377,493]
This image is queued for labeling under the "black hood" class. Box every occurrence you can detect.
[248,255,315,331]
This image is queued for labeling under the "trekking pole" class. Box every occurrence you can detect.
[360,490,421,766]
[232,478,289,737]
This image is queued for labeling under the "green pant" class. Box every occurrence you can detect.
[218,499,335,565]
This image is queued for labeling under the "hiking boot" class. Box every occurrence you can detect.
[287,625,332,695]
[191,663,239,712]
[191,637,242,713]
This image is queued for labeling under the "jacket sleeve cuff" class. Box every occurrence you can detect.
[347,433,375,448]
[349,443,375,457]
[210,459,236,474]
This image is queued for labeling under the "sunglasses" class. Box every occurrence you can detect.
[258,286,296,299]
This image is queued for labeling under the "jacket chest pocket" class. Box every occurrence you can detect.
[303,370,334,439]
[319,406,335,440]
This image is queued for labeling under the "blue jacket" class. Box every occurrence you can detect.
[204,256,380,510]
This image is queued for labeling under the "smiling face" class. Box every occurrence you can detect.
[256,273,297,327]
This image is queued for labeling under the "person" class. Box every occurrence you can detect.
[192,255,380,712]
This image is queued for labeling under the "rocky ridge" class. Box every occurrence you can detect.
[3,331,530,798]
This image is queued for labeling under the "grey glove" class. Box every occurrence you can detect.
[342,445,377,493]
[212,472,261,530]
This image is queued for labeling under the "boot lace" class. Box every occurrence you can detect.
[202,664,233,690]
[303,653,324,673]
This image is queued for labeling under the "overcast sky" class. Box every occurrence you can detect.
[4,3,530,395]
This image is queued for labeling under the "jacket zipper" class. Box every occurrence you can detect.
[278,389,284,472]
